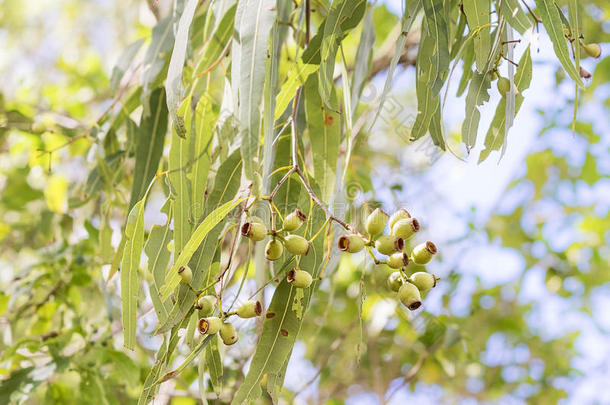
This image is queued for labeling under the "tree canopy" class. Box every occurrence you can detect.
[0,0,609,403]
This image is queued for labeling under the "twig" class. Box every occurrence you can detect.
[520,0,542,23]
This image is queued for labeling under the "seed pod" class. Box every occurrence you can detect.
[283,209,307,232]
[582,42,601,59]
[389,209,411,230]
[375,235,404,256]
[337,234,365,253]
[411,241,438,265]
[386,271,404,292]
[365,208,389,236]
[265,239,284,261]
[287,269,313,288]
[387,252,409,269]
[237,300,263,318]
[196,295,216,317]
[178,266,192,285]
[497,77,510,96]
[247,215,266,224]
[198,316,222,335]
[284,234,311,255]
[409,272,437,293]
[391,218,420,240]
[241,221,267,241]
[219,322,238,345]
[398,282,422,311]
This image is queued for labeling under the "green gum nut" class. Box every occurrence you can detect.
[387,252,409,269]
[337,234,365,253]
[365,208,389,236]
[284,234,311,255]
[265,239,284,260]
[389,209,411,230]
[387,271,404,292]
[398,282,422,311]
[582,42,601,59]
[198,316,222,335]
[196,295,216,317]
[283,209,307,232]
[287,269,313,288]
[375,235,404,256]
[411,241,437,265]
[497,77,510,96]
[220,322,238,346]
[241,221,268,241]
[237,300,263,318]
[178,266,192,285]
[391,217,420,240]
[409,272,437,293]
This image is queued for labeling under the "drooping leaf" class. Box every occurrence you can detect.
[204,335,223,397]
[350,7,375,113]
[461,71,491,150]
[168,98,193,257]
[159,197,245,301]
[304,75,340,202]
[370,0,422,129]
[193,4,237,77]
[319,0,367,106]
[500,0,532,35]
[144,204,173,325]
[128,88,168,210]
[157,151,243,333]
[120,198,146,350]
[534,0,583,87]
[110,38,145,92]
[166,0,198,137]
[463,0,491,72]
[422,0,450,89]
[141,17,176,115]
[233,0,276,179]
[479,47,533,162]
[191,96,215,221]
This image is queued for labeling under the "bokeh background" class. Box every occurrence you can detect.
[1,0,609,404]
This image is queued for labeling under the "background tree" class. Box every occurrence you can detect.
[0,0,608,404]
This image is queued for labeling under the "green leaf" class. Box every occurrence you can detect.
[422,0,450,89]
[128,88,168,210]
[479,47,533,162]
[191,96,215,221]
[274,62,319,120]
[155,335,214,385]
[534,0,583,87]
[463,0,491,72]
[110,38,145,92]
[304,75,340,202]
[141,17,175,115]
[157,152,243,333]
[168,98,193,257]
[193,4,237,77]
[204,335,223,397]
[159,197,245,301]
[500,0,532,35]
[120,198,146,350]
[232,0,276,179]
[319,0,367,106]
[370,0,421,128]
[350,7,375,113]
[144,205,173,325]
[461,71,491,150]
[166,0,198,137]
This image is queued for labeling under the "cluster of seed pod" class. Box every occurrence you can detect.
[241,208,314,289]
[338,208,438,311]
[176,267,265,346]
[196,294,263,346]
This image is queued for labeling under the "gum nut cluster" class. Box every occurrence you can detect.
[240,209,311,261]
[338,208,439,311]
[197,299,264,346]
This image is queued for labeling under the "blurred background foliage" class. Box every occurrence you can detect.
[0,0,609,404]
